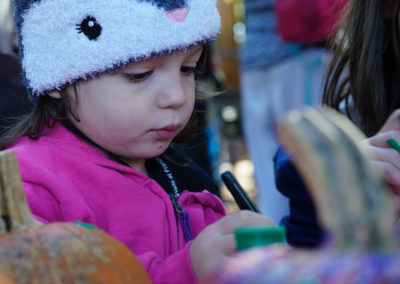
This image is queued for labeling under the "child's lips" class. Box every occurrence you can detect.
[152,124,181,140]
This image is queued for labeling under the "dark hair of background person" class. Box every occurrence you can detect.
[323,0,400,137]
[0,52,33,135]
[181,45,224,178]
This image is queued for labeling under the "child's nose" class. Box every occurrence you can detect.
[158,79,187,109]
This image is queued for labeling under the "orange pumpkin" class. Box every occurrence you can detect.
[203,108,400,283]
[0,151,153,284]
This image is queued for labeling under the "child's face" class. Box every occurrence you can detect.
[65,45,203,165]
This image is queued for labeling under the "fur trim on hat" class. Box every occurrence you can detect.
[13,0,220,99]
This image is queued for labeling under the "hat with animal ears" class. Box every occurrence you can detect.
[13,0,220,101]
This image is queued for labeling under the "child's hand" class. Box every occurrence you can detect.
[190,210,275,279]
[363,109,400,216]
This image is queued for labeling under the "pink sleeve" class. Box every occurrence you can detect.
[22,181,100,225]
[138,241,198,284]
[22,182,64,223]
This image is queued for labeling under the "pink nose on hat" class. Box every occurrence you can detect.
[166,8,189,23]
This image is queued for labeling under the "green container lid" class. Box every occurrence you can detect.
[235,226,286,251]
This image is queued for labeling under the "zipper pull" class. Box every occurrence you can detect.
[170,194,194,241]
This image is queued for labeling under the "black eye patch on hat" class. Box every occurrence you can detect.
[76,16,102,41]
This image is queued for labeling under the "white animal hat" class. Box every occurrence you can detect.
[13,0,220,100]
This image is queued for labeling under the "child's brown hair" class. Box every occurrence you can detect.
[323,0,400,137]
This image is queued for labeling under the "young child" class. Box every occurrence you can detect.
[5,0,275,282]
[274,0,400,248]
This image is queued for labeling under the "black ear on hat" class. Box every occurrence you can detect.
[144,0,187,10]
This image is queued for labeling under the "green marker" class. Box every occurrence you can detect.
[235,226,286,251]
[386,138,400,153]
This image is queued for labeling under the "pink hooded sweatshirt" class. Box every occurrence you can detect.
[7,123,226,283]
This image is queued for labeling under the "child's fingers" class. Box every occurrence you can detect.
[369,146,400,172]
[371,160,400,190]
[366,131,400,148]
[218,210,276,234]
[218,233,237,255]
[378,109,400,133]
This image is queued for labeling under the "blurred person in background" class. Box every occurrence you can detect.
[0,0,14,54]
[275,0,400,248]
[239,0,332,223]
[0,0,33,133]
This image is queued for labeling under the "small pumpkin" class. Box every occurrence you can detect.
[0,151,153,284]
[203,108,400,283]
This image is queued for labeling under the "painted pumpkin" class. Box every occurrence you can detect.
[0,151,153,284]
[202,108,400,283]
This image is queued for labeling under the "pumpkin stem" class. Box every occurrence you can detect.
[0,151,41,233]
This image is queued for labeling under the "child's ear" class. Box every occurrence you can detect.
[48,90,62,99]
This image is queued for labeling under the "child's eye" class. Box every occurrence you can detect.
[181,66,196,76]
[123,71,153,83]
